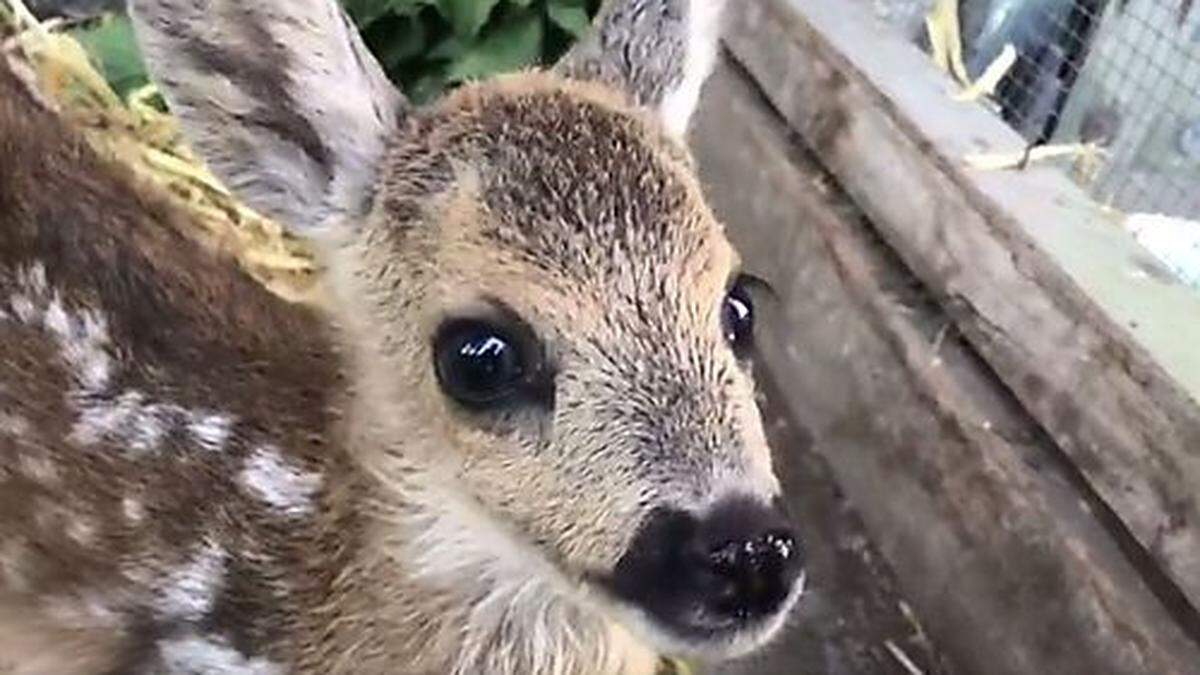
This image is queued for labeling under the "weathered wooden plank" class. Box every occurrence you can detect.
[691,57,1200,674]
[721,0,1200,615]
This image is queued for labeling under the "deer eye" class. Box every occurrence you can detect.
[434,319,542,409]
[722,278,755,358]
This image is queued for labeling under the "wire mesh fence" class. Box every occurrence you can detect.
[1062,0,1200,218]
[874,0,1200,221]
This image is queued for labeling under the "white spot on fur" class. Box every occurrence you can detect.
[9,293,37,324]
[123,496,146,524]
[71,392,238,457]
[66,515,97,546]
[70,390,171,454]
[8,264,241,456]
[19,262,48,294]
[127,404,170,452]
[9,264,112,392]
[239,446,322,517]
[187,412,233,453]
[152,541,227,622]
[8,264,46,324]
[42,297,71,337]
[18,453,59,484]
[158,633,283,675]
[0,412,32,438]
[0,540,29,592]
[44,592,120,629]
[55,309,113,392]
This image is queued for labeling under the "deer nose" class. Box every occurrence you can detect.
[606,495,804,638]
[698,498,802,621]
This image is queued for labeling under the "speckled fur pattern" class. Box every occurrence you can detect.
[0,0,800,672]
[0,62,344,674]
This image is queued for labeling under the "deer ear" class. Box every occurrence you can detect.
[129,0,406,234]
[556,0,727,138]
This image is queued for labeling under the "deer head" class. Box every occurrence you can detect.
[125,0,804,668]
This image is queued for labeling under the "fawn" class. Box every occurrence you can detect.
[0,0,804,672]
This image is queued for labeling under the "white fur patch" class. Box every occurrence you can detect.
[659,0,725,137]
[239,446,322,517]
[9,293,37,324]
[0,412,31,440]
[0,540,29,592]
[71,390,168,453]
[44,592,120,629]
[66,514,98,546]
[18,262,48,294]
[17,453,58,484]
[71,394,238,456]
[42,297,71,338]
[8,264,116,394]
[9,265,45,324]
[152,541,228,622]
[187,413,234,453]
[157,633,283,675]
[7,263,241,457]
[51,307,114,393]
[123,496,146,524]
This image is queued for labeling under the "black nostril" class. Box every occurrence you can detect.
[709,531,798,576]
[706,529,801,620]
[700,496,803,621]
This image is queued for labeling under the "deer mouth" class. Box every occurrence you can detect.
[595,567,807,660]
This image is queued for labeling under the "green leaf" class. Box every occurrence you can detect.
[343,0,426,27]
[547,2,591,38]
[388,0,431,17]
[63,0,596,112]
[444,7,544,82]
[72,15,150,99]
[372,16,429,69]
[428,34,467,61]
[437,0,502,39]
[408,71,449,103]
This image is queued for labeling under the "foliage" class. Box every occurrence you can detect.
[343,0,602,102]
[72,13,147,98]
[67,0,601,104]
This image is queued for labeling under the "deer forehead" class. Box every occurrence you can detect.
[367,75,735,322]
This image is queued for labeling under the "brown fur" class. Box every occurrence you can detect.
[0,58,347,673]
[0,592,123,674]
